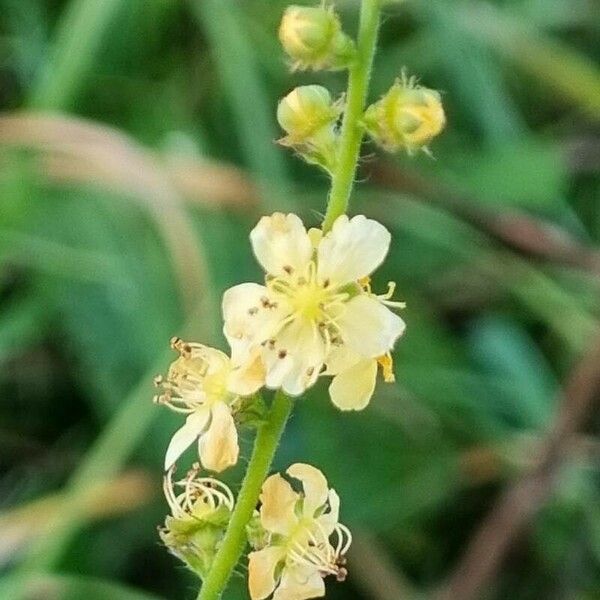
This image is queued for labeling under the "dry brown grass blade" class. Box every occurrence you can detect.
[371,161,600,277]
[0,470,155,566]
[437,334,600,600]
[0,112,256,316]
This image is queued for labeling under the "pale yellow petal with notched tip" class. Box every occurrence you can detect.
[317,214,391,286]
[250,213,313,278]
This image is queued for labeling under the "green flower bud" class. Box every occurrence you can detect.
[363,76,446,154]
[279,5,355,71]
[277,85,340,143]
[276,85,342,173]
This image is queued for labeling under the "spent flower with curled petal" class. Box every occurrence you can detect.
[222,213,405,407]
[154,337,265,472]
[248,463,351,600]
[159,464,233,578]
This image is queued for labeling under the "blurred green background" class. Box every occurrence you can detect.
[1,0,599,598]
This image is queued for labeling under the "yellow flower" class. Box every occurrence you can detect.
[248,463,351,600]
[154,337,264,472]
[159,464,233,577]
[222,213,405,406]
[364,75,446,154]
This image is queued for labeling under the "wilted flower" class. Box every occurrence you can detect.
[248,463,351,600]
[364,75,445,154]
[159,464,233,577]
[154,337,264,472]
[279,5,355,71]
[222,213,405,405]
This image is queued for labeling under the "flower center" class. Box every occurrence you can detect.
[269,261,345,329]
[290,279,329,321]
[202,370,229,405]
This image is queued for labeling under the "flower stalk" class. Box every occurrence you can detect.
[322,0,382,232]
[196,390,293,600]
[158,0,442,596]
[194,2,385,597]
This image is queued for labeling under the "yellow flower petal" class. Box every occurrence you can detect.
[200,345,231,375]
[272,564,325,600]
[317,489,340,536]
[317,215,391,286]
[223,283,290,362]
[227,348,265,396]
[329,358,378,411]
[323,345,361,376]
[337,294,405,358]
[198,401,239,472]
[250,213,313,278]
[248,546,286,600]
[262,318,325,396]
[164,409,210,470]
[287,463,329,517]
[260,473,299,535]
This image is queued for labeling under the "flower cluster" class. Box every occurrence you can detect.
[154,2,446,598]
[155,211,402,596]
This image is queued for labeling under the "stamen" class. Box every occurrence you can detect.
[163,464,234,518]
[377,282,406,308]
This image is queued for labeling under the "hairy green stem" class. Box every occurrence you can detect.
[196,391,293,600]
[322,0,382,232]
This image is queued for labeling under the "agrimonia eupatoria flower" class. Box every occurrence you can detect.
[223,213,405,407]
[154,337,264,472]
[364,74,446,154]
[159,464,233,578]
[277,86,342,172]
[279,5,355,72]
[248,463,351,600]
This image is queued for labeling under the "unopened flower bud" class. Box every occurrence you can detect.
[277,85,340,143]
[364,76,446,154]
[276,85,342,172]
[279,5,355,71]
